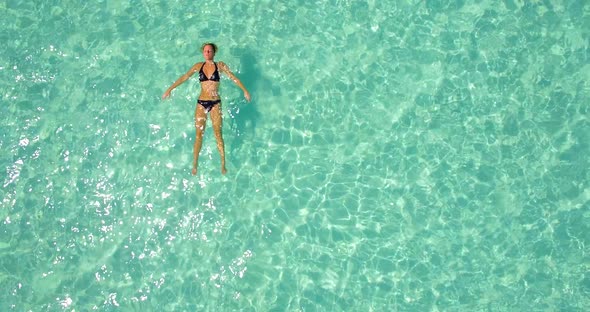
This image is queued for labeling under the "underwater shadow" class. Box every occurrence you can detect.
[226,47,278,167]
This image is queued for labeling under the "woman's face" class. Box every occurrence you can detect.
[202,45,215,60]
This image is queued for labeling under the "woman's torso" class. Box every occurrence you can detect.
[198,61,221,100]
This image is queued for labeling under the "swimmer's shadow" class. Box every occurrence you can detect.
[226,48,278,169]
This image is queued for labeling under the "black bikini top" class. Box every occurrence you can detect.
[198,62,220,82]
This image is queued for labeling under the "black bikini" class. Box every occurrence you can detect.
[197,99,221,112]
[198,62,221,112]
[198,62,220,82]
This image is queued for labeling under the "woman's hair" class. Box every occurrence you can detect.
[201,42,218,53]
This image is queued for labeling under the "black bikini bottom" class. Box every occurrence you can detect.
[198,100,221,112]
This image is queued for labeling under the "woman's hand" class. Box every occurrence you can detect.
[162,90,171,100]
[244,90,251,102]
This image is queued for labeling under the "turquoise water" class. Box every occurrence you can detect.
[1,0,589,310]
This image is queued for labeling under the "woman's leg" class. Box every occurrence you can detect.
[193,104,207,175]
[209,103,227,174]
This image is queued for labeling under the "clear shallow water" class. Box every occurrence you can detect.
[1,0,589,310]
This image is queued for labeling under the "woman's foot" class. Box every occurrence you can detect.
[192,166,197,175]
[221,166,227,175]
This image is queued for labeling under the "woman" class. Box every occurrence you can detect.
[162,43,251,175]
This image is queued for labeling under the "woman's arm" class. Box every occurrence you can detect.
[162,63,201,99]
[218,61,251,102]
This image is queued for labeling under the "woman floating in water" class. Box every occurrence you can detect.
[162,42,251,175]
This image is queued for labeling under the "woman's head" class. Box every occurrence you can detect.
[201,42,218,60]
